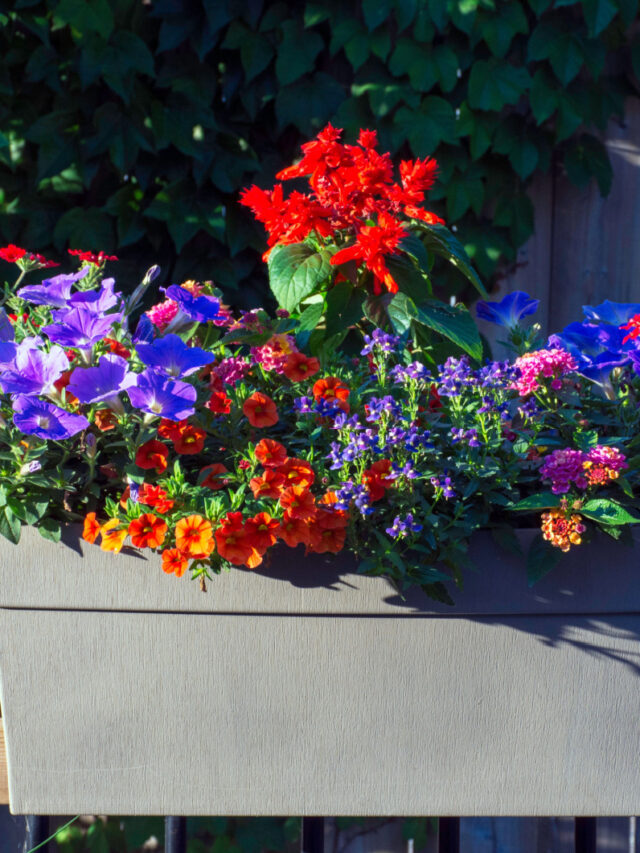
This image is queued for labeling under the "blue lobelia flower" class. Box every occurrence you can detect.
[43,306,122,350]
[12,395,89,439]
[164,286,221,324]
[475,291,539,328]
[68,354,137,410]
[1,340,69,396]
[17,268,90,308]
[582,300,640,327]
[128,368,197,420]
[135,334,214,378]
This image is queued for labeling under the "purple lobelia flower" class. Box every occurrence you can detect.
[136,334,214,378]
[128,368,197,420]
[386,513,423,539]
[43,306,121,350]
[164,286,221,324]
[476,291,539,328]
[17,268,90,308]
[1,339,69,396]
[12,395,89,439]
[68,354,137,411]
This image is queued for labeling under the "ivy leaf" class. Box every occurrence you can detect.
[479,2,528,58]
[414,299,483,361]
[510,492,560,511]
[362,0,393,31]
[276,21,323,85]
[268,243,333,312]
[527,535,561,586]
[530,68,559,124]
[412,223,488,297]
[275,72,345,134]
[393,96,456,153]
[580,499,640,526]
[581,0,617,37]
[54,0,114,38]
[564,133,613,196]
[468,59,531,111]
[528,22,584,86]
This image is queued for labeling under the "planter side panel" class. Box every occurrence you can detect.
[2,609,640,815]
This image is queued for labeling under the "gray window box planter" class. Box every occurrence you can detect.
[0,526,638,816]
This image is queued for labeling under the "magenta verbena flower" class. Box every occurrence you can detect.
[12,396,89,440]
[539,448,588,494]
[513,348,577,396]
[213,356,251,386]
[146,298,178,331]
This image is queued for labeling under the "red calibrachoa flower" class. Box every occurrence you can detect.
[175,515,215,558]
[278,457,315,489]
[0,244,26,263]
[244,512,280,553]
[249,469,285,499]
[135,439,169,473]
[215,512,254,565]
[104,337,131,359]
[243,392,279,427]
[172,423,206,455]
[254,438,287,468]
[157,418,181,440]
[279,485,317,520]
[362,459,395,502]
[278,512,312,548]
[94,408,118,431]
[283,352,321,382]
[128,513,168,549]
[138,483,174,514]
[206,390,232,415]
[162,548,189,578]
[308,509,348,554]
[200,463,230,490]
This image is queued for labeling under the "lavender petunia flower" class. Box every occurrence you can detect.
[136,334,214,378]
[69,278,120,314]
[18,268,90,307]
[476,291,539,328]
[12,396,89,440]
[43,306,121,350]
[68,354,137,409]
[1,340,69,396]
[128,368,197,420]
[164,286,221,324]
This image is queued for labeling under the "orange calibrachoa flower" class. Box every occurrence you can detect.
[279,485,317,520]
[254,438,288,468]
[308,509,348,554]
[244,512,280,553]
[158,418,181,440]
[362,459,394,502]
[312,376,350,412]
[215,512,254,565]
[135,439,169,473]
[172,423,206,455]
[161,548,189,578]
[94,408,118,431]
[128,513,168,549]
[278,511,312,548]
[138,483,174,514]
[175,515,215,558]
[82,512,101,544]
[278,457,315,489]
[200,463,230,490]
[100,519,128,553]
[206,390,232,414]
[242,392,279,428]
[283,352,321,382]
[249,469,285,499]
[103,337,131,359]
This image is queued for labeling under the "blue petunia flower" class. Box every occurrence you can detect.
[12,396,89,440]
[582,300,640,326]
[43,306,122,350]
[1,340,69,396]
[128,368,197,420]
[164,286,221,324]
[68,354,137,409]
[136,334,214,378]
[475,291,539,328]
[133,314,154,344]
[0,309,14,343]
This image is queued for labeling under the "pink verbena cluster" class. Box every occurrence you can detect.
[582,445,628,486]
[539,448,588,494]
[512,348,577,396]
[212,356,251,386]
[540,445,628,493]
[250,334,298,374]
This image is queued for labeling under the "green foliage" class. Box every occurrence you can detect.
[0,0,637,304]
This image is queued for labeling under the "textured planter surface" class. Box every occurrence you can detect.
[1,526,640,815]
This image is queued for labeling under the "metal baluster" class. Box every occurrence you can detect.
[301,817,325,853]
[438,818,460,853]
[165,816,187,853]
[574,817,597,853]
[24,816,49,853]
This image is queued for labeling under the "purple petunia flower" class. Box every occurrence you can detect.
[164,285,221,324]
[69,278,120,314]
[17,268,89,308]
[582,300,640,327]
[0,309,14,343]
[43,306,121,350]
[67,354,137,409]
[128,368,197,420]
[476,291,539,328]
[133,314,154,344]
[136,334,214,378]
[1,340,69,396]
[12,395,89,439]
